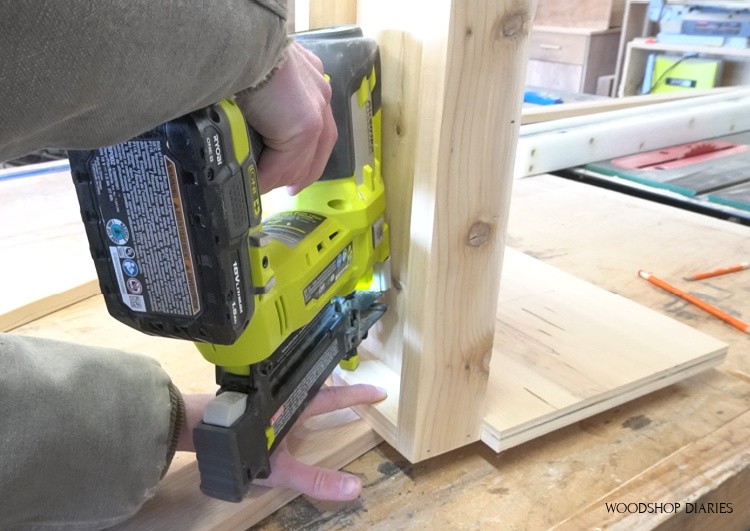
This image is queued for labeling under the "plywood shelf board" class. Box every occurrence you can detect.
[281,247,729,462]
[481,248,727,452]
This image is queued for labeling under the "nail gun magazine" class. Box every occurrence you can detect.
[67,26,390,502]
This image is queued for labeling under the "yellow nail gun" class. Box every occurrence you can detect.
[67,26,389,502]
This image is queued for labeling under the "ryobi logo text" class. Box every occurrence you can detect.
[206,134,224,166]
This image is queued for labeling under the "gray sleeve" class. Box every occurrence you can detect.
[0,0,288,161]
[0,333,185,530]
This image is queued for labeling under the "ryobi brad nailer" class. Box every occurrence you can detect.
[67,26,389,502]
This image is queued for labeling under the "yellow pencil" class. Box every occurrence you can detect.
[639,270,750,334]
[683,262,749,281]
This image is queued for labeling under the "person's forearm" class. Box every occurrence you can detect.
[0,0,288,162]
[0,333,180,529]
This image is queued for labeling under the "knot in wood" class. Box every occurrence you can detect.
[468,222,492,247]
[500,12,525,37]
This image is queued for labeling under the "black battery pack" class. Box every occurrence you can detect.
[68,102,258,345]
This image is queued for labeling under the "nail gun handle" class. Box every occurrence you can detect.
[295,25,380,182]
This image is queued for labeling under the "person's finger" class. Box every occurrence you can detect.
[255,92,333,193]
[286,106,338,195]
[239,41,337,194]
[299,384,387,421]
[258,446,363,500]
[257,141,316,194]
[297,44,325,75]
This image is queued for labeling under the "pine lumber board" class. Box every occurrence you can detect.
[116,413,380,531]
[553,409,750,531]
[308,0,357,29]
[520,87,738,125]
[482,248,727,452]
[357,0,534,463]
[516,88,750,179]
[0,167,97,331]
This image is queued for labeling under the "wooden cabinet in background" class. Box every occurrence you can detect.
[526,26,622,95]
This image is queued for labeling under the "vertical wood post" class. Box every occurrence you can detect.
[291,0,358,31]
[310,0,358,28]
[358,0,535,461]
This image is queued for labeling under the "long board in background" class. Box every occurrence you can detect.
[0,162,98,331]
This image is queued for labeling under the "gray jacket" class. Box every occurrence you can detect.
[0,0,288,160]
[0,1,288,528]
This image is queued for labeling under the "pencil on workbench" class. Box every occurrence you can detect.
[638,270,750,334]
[683,262,749,281]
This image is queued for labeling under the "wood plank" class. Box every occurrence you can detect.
[12,294,381,530]
[257,174,750,529]
[516,88,750,178]
[332,356,401,447]
[329,246,726,463]
[355,23,423,375]
[2,279,99,332]
[117,412,380,531]
[0,164,97,331]
[507,174,750,337]
[9,172,748,528]
[482,249,727,451]
[293,0,358,32]
[309,0,357,29]
[358,0,534,463]
[553,410,750,530]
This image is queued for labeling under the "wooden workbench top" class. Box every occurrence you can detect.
[255,174,749,530]
[7,172,748,529]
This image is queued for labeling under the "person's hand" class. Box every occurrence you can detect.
[255,384,386,500]
[236,41,338,195]
[179,383,387,501]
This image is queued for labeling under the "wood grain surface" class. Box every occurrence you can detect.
[5,172,748,528]
[256,175,750,530]
[484,248,726,451]
[357,0,534,461]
